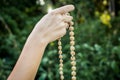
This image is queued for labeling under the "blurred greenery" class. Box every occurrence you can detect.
[0,0,120,80]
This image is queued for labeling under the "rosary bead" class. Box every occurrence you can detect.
[59,55,63,58]
[59,63,63,67]
[71,71,76,76]
[72,66,76,71]
[70,41,75,45]
[70,31,74,36]
[58,50,62,54]
[60,59,63,63]
[71,61,76,66]
[70,46,75,51]
[71,57,76,60]
[60,75,64,80]
[70,22,74,25]
[71,51,75,55]
[58,46,62,49]
[72,76,76,80]
[70,36,75,41]
[60,71,63,75]
[69,26,74,31]
[58,41,61,45]
[59,67,63,71]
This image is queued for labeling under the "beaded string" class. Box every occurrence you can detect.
[69,22,76,80]
[58,38,64,80]
[58,15,76,80]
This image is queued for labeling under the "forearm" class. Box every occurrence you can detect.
[8,34,48,80]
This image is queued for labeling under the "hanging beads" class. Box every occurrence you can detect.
[69,22,77,80]
[58,39,64,80]
[58,14,76,80]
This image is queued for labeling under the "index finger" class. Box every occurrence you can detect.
[51,5,75,14]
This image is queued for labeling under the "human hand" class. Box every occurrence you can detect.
[29,5,75,44]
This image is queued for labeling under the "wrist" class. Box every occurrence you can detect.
[26,32,49,47]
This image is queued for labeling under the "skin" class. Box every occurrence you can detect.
[7,5,75,80]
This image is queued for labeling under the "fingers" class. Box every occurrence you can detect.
[51,5,75,14]
[56,14,73,22]
[59,22,69,29]
[57,14,73,29]
[63,15,73,23]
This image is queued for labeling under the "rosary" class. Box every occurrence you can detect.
[58,13,76,80]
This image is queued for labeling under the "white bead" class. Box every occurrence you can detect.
[58,41,61,45]
[70,41,75,45]
[71,51,75,55]
[70,36,75,41]
[58,50,62,54]
[71,57,76,60]
[60,59,63,63]
[70,22,74,25]
[59,63,63,67]
[71,61,76,66]
[69,26,74,31]
[69,31,74,36]
[60,75,64,80]
[71,71,76,76]
[72,76,76,80]
[59,67,63,71]
[60,71,63,75]
[59,55,63,58]
[58,46,62,49]
[72,66,76,71]
[70,46,75,51]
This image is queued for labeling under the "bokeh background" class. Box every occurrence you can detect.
[0,0,120,80]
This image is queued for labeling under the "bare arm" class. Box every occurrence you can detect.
[7,5,74,80]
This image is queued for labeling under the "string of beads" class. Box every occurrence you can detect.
[58,18,76,80]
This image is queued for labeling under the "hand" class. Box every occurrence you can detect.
[29,5,75,44]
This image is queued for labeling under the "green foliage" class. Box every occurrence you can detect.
[0,0,120,80]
